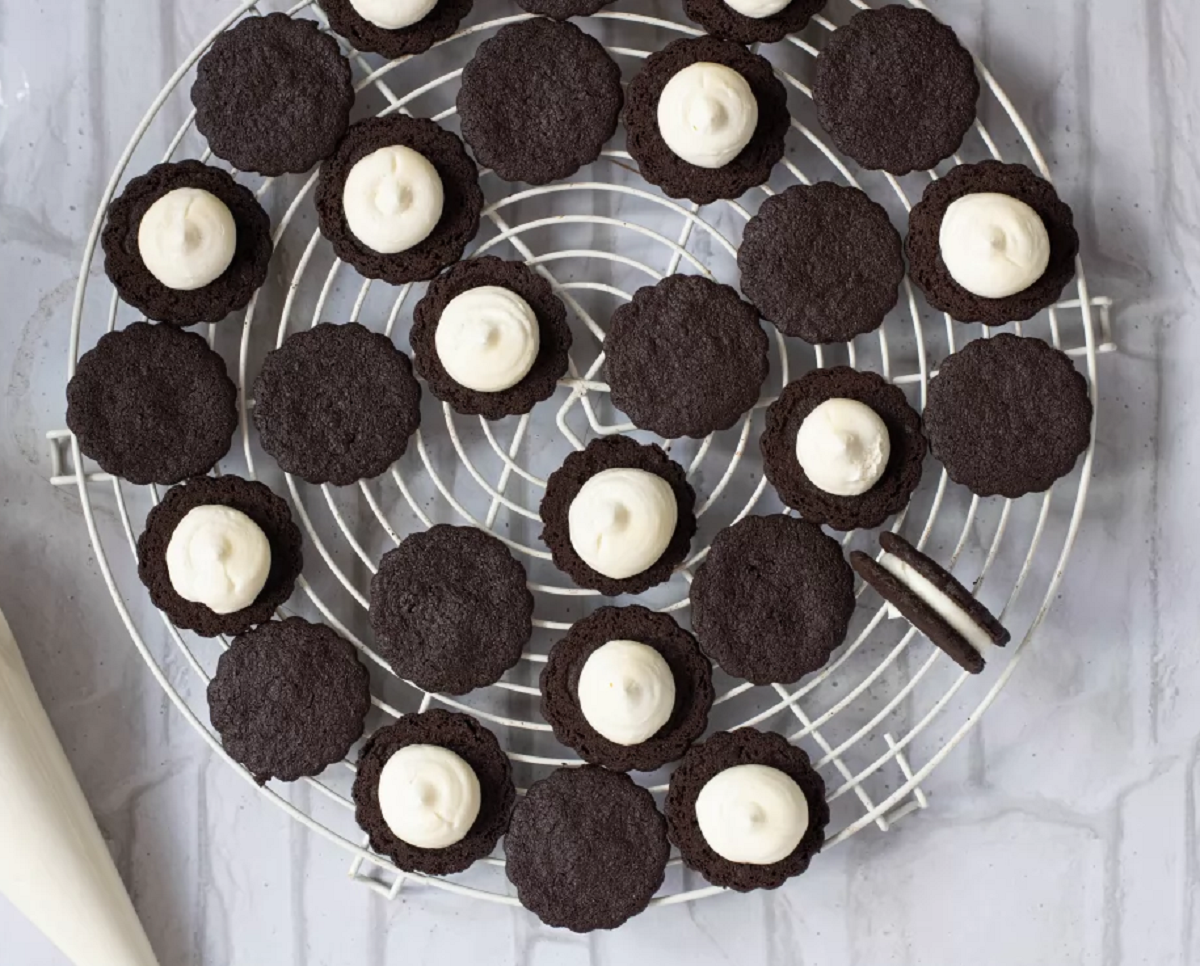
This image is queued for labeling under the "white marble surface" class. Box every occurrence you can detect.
[1,0,1198,963]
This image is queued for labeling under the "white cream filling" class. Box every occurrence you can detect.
[879,551,994,656]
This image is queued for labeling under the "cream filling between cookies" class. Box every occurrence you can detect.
[879,552,994,656]
[695,763,809,865]
[377,744,482,850]
[165,505,271,614]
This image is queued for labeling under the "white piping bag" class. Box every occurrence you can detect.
[0,606,160,966]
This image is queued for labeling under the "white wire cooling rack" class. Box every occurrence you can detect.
[50,0,1116,910]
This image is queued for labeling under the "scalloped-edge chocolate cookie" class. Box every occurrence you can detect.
[353,710,516,876]
[317,0,472,59]
[665,728,829,891]
[683,0,826,45]
[540,605,714,772]
[136,475,303,638]
[515,0,614,17]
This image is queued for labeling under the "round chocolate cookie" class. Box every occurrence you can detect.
[604,274,768,439]
[813,6,979,175]
[369,525,533,694]
[352,710,515,876]
[208,617,371,785]
[318,0,472,59]
[411,257,572,419]
[515,0,614,18]
[539,436,698,597]
[761,367,926,531]
[101,161,273,327]
[505,766,669,931]
[192,14,353,176]
[690,515,854,684]
[738,183,904,344]
[923,334,1092,498]
[316,116,483,285]
[906,161,1080,325]
[540,606,714,772]
[625,36,790,204]
[683,0,826,45]
[66,322,237,486]
[457,18,623,186]
[253,323,422,486]
[136,475,303,638]
[665,728,829,892]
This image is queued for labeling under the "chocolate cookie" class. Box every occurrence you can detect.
[316,116,483,285]
[66,322,237,486]
[505,766,669,931]
[136,475,303,638]
[813,6,979,175]
[540,606,713,772]
[906,161,1080,325]
[369,525,533,694]
[683,0,826,45]
[192,14,353,176]
[690,515,854,684]
[318,0,472,59]
[539,436,698,597]
[851,531,1010,675]
[625,36,790,204]
[604,274,768,439]
[923,334,1092,498]
[665,728,829,892]
[101,161,273,327]
[411,257,572,419]
[738,183,904,344]
[207,617,371,784]
[352,710,515,876]
[253,323,422,486]
[515,0,614,17]
[761,367,926,531]
[457,18,623,186]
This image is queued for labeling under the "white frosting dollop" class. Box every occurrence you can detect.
[137,187,236,291]
[577,640,676,746]
[435,286,540,393]
[343,145,444,255]
[880,551,995,656]
[724,0,791,17]
[795,398,891,497]
[348,0,437,29]
[657,62,759,169]
[939,192,1051,299]
[695,764,809,865]
[377,744,482,850]
[165,505,271,615]
[567,468,678,581]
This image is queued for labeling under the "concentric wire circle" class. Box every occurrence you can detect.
[63,0,1103,907]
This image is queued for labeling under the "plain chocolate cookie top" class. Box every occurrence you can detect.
[604,274,769,440]
[505,766,669,932]
[192,14,354,176]
[738,183,904,344]
[457,17,623,186]
[690,514,855,685]
[316,116,483,285]
[923,334,1092,498]
[761,367,926,531]
[137,475,303,638]
[66,322,237,486]
[683,0,826,45]
[101,161,273,327]
[317,0,473,59]
[813,6,979,175]
[207,617,371,785]
[515,0,614,17]
[253,323,422,486]
[540,605,714,772]
[906,161,1080,325]
[369,525,534,695]
[353,710,516,877]
[625,36,791,204]
[411,257,572,419]
[665,728,830,892]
